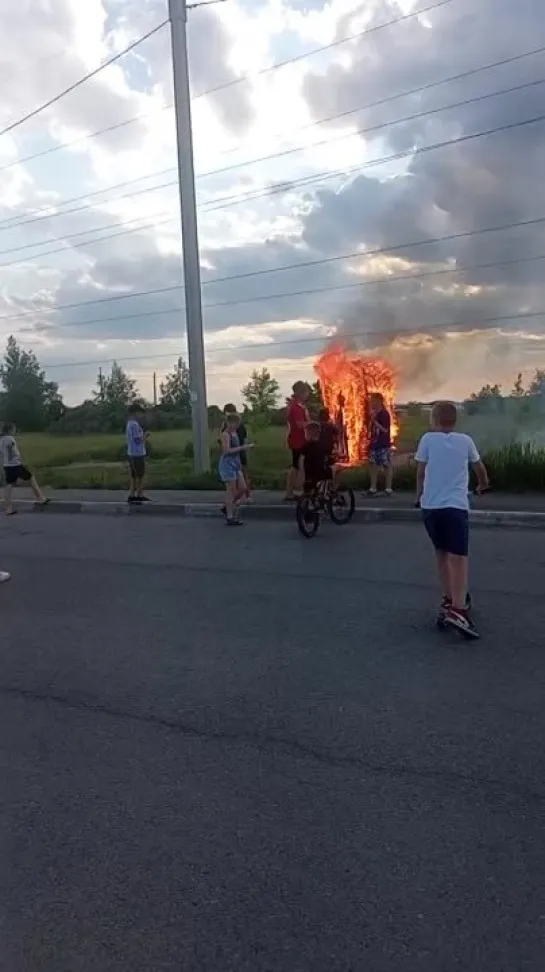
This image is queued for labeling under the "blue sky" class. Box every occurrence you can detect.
[0,0,544,406]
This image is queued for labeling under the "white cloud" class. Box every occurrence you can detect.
[0,0,542,410]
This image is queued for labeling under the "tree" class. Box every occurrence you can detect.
[160,357,191,416]
[0,335,64,431]
[512,373,526,398]
[241,368,280,420]
[528,369,545,397]
[96,361,139,410]
[464,383,503,415]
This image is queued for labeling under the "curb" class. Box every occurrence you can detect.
[7,500,545,528]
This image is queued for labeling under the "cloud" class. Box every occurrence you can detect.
[0,0,544,406]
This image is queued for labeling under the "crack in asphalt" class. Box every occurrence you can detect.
[2,682,543,806]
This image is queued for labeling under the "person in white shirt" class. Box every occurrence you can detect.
[415,401,488,639]
[1,422,48,517]
[126,407,149,504]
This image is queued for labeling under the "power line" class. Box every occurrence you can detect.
[0,210,176,259]
[0,20,168,139]
[192,0,454,98]
[3,214,545,325]
[200,215,545,287]
[203,252,545,310]
[196,75,545,181]
[3,108,545,270]
[0,179,177,234]
[193,109,545,220]
[0,104,173,178]
[13,251,545,337]
[20,307,545,374]
[3,39,544,234]
[0,216,176,271]
[0,0,450,177]
[212,42,545,163]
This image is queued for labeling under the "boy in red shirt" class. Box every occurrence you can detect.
[285,381,310,500]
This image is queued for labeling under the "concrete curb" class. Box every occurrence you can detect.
[7,500,545,528]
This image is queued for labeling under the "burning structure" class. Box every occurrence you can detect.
[315,344,397,464]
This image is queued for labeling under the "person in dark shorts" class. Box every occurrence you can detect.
[126,406,149,503]
[415,401,489,638]
[1,423,48,516]
[285,381,310,499]
[367,393,393,495]
[318,407,339,459]
[298,421,333,492]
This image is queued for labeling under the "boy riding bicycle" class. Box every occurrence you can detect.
[299,421,337,492]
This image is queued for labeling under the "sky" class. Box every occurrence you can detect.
[0,0,544,407]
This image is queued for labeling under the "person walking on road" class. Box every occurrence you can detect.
[285,381,310,500]
[126,406,149,504]
[219,412,253,526]
[1,422,49,516]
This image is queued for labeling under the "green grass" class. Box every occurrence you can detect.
[14,424,545,492]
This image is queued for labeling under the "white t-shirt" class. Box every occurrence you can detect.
[415,431,480,511]
[126,419,146,458]
[1,435,22,468]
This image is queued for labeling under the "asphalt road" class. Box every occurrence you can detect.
[1,514,544,972]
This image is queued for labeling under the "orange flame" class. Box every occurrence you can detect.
[315,343,398,464]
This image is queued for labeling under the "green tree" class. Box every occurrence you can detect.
[512,373,526,397]
[241,367,280,421]
[465,383,503,415]
[160,357,191,415]
[528,369,545,397]
[96,361,139,410]
[0,335,64,431]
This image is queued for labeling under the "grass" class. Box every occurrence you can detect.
[13,422,545,492]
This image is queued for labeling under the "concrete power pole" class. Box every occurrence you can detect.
[168,0,210,473]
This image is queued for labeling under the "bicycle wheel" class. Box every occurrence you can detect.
[296,496,320,538]
[327,486,355,525]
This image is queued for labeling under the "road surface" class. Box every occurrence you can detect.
[0,514,544,971]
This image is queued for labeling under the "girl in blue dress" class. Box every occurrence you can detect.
[219,412,253,525]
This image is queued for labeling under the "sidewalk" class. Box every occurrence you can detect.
[4,486,545,528]
[6,486,545,510]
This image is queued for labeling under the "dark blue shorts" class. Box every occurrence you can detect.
[422,508,469,556]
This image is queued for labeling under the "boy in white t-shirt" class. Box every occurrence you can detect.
[415,401,488,638]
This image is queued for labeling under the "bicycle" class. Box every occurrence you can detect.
[296,478,355,538]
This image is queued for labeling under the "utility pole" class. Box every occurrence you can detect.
[152,371,157,407]
[168,0,210,473]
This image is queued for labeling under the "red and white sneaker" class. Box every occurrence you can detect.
[444,607,480,639]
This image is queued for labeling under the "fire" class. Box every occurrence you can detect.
[315,343,398,464]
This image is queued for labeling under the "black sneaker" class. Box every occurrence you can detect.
[444,608,480,639]
[226,517,244,527]
[139,495,151,502]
